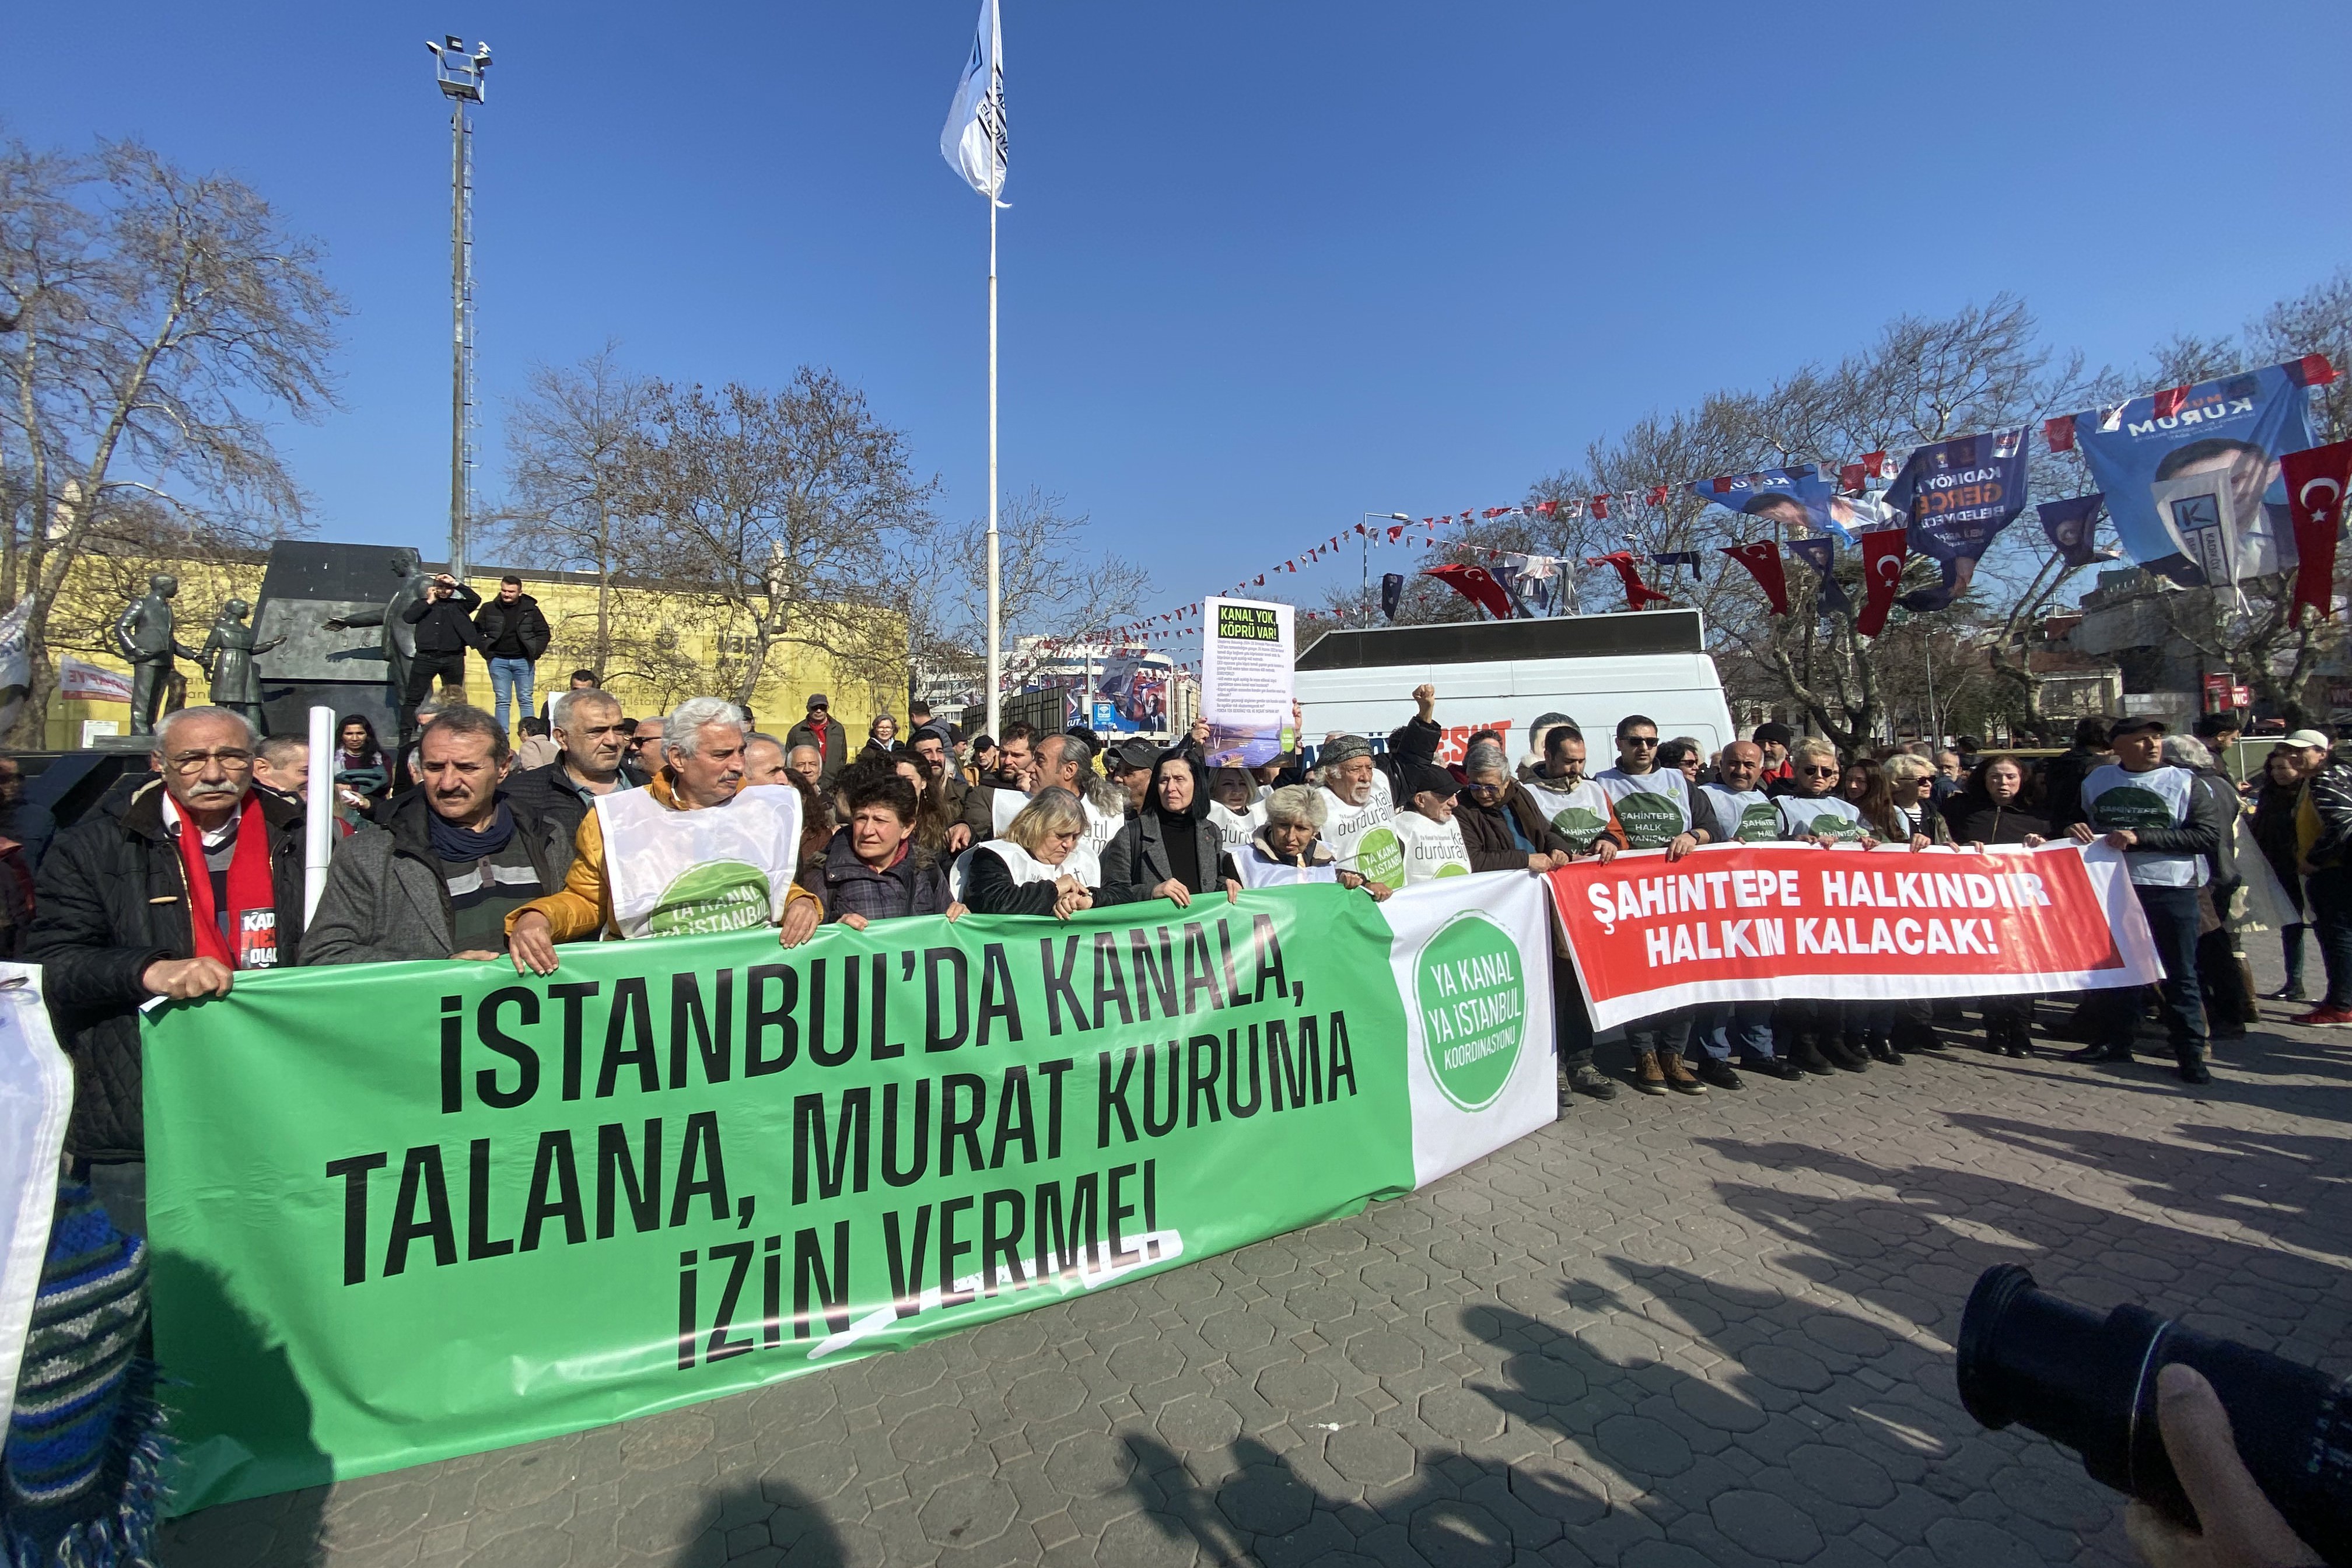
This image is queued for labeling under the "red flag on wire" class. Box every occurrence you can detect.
[1592,494,1611,520]
[2284,440,2352,621]
[1721,541,1788,615]
[1860,450,1888,480]
[1646,484,1670,506]
[1857,528,1908,637]
[2151,386,2190,419]
[2297,354,2339,387]
[1712,476,1734,494]
[1422,564,1517,620]
[1536,501,1557,516]
[1839,463,1867,494]
[1586,552,1672,611]
[2044,416,2076,453]
[1388,526,1406,542]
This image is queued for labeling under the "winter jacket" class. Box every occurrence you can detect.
[401,582,486,655]
[2300,751,2352,870]
[1374,715,1443,799]
[472,592,551,661]
[303,788,575,965]
[2189,766,2242,889]
[2250,779,2306,912]
[797,828,952,925]
[1941,797,2050,846]
[785,716,848,788]
[2040,746,2108,829]
[24,780,309,1161]
[503,761,629,856]
[1455,781,1591,872]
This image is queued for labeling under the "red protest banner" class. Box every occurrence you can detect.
[1543,842,2162,1030]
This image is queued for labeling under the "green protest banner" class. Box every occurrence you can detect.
[144,875,1559,1512]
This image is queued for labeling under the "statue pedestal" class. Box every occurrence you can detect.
[251,541,420,743]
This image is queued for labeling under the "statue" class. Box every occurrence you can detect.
[325,556,434,740]
[111,574,201,737]
[197,598,284,732]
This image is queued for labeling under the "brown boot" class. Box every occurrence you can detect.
[1658,1050,1709,1096]
[1633,1050,1668,1095]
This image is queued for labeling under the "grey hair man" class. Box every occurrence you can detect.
[506,685,632,855]
[743,732,792,786]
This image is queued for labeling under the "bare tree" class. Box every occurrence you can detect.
[909,487,1146,696]
[492,342,653,674]
[618,372,937,709]
[0,134,341,741]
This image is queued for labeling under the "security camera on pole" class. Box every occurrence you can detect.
[940,0,1008,738]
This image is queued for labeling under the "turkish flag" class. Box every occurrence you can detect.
[1721,541,1788,615]
[1423,564,1517,620]
[2043,415,2076,453]
[2151,386,2190,419]
[1587,552,1672,611]
[1646,484,1670,506]
[2283,440,2352,621]
[1857,527,1908,637]
[1591,494,1611,520]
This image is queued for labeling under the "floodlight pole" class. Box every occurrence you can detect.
[430,38,491,582]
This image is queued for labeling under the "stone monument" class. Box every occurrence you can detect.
[111,573,200,738]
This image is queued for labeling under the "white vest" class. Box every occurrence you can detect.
[1234,845,1340,888]
[1208,800,1259,854]
[1699,784,1780,844]
[1318,786,1405,887]
[950,838,1070,902]
[593,783,803,939]
[2082,763,2206,888]
[1774,792,1867,842]
[1396,811,1473,883]
[1594,767,1692,849]
[1520,776,1618,853]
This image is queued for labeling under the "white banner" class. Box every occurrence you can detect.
[58,653,134,704]
[593,785,803,939]
[1381,872,1559,1189]
[0,967,72,1427]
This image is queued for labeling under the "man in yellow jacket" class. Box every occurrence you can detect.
[506,696,822,974]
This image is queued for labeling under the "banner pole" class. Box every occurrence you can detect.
[985,195,1002,740]
[303,705,334,921]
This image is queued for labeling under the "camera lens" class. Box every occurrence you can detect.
[1957,1264,2352,1564]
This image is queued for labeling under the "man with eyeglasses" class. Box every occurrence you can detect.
[624,718,664,785]
[1592,714,1712,1098]
[26,706,311,1233]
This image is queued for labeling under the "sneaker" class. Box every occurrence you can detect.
[1741,1055,1803,1082]
[1633,1051,1669,1096]
[2290,1005,2352,1028]
[1569,1062,1619,1100]
[1695,1058,1746,1090]
[2178,1059,2212,1086]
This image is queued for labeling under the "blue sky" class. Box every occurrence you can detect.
[15,2,2352,631]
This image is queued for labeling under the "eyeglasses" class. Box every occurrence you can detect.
[165,749,254,773]
[1798,764,1838,776]
[1467,779,1504,794]
[1622,736,1658,748]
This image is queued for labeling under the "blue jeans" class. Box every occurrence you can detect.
[1695,1001,1775,1062]
[487,658,534,734]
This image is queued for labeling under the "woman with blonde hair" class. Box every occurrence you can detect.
[1234,783,1340,887]
[957,787,1127,918]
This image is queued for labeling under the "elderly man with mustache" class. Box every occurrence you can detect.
[26,705,312,1234]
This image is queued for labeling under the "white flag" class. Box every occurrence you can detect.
[940,0,1007,200]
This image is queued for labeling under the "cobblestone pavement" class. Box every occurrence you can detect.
[162,978,2352,1568]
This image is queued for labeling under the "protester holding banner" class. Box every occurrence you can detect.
[1314,735,1404,895]
[798,768,960,929]
[1688,741,1801,1084]
[25,706,310,1231]
[1101,751,1241,908]
[1774,741,1873,846]
[1940,754,2053,1058]
[1590,716,1716,1093]
[505,697,821,975]
[2062,716,2222,1082]
[1394,760,1472,884]
[958,787,1114,916]
[1518,727,1625,854]
[1694,741,1780,847]
[305,706,575,967]
[1233,784,1340,888]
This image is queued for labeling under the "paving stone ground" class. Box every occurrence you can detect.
[160,965,2352,1568]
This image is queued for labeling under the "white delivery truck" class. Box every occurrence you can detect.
[1293,608,1737,767]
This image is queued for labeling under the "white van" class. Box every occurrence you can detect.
[1294,609,1736,766]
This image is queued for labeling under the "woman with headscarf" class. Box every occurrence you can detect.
[1102,751,1241,907]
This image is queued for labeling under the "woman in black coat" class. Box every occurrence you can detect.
[1943,754,2052,1057]
[1101,752,1240,907]
[2250,744,2311,1001]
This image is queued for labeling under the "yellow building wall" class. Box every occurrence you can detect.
[40,555,907,749]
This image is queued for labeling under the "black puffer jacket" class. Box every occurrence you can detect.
[25,779,309,1161]
[472,592,551,660]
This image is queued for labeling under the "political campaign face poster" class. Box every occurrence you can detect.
[1201,598,1296,768]
[2067,362,2316,590]
[1691,465,1864,545]
[1885,429,2030,611]
[1093,656,1169,735]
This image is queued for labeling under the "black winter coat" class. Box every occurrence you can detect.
[472,592,551,660]
[1100,813,1238,901]
[401,582,485,655]
[25,780,309,1161]
[505,762,609,851]
[1455,783,1584,872]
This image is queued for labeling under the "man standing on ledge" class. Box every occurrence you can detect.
[506,696,823,974]
[25,706,309,1232]
[397,572,485,743]
[472,575,551,736]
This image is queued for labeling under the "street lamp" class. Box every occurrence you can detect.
[426,36,491,581]
[1360,512,1410,626]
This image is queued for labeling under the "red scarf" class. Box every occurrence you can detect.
[173,792,282,970]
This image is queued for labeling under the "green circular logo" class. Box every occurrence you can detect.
[649,860,774,936]
[1807,811,1864,841]
[1434,863,1469,877]
[1735,802,1780,842]
[1551,804,1606,850]
[1414,911,1527,1112]
[2092,784,2174,832]
[1356,825,1405,887]
[1612,790,1685,849]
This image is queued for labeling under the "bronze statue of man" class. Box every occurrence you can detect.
[198,598,284,732]
[111,574,201,737]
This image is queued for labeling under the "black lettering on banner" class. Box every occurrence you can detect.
[1144,1157,1160,1258]
[1268,1017,1320,1110]
[1129,927,1177,1020]
[837,954,863,1060]
[981,1188,1026,1293]
[520,1129,586,1250]
[744,964,796,1076]
[670,1111,730,1227]
[705,1240,756,1363]
[989,1064,1036,1168]
[1248,914,1290,1005]
[925,947,969,1052]
[385,1144,456,1276]
[868,953,899,1060]
[884,1205,930,1319]
[467,1138,516,1261]
[1097,1048,1138,1146]
[548,981,600,1100]
[937,1195,976,1307]
[326,1151,387,1285]
[677,1249,697,1370]
[1328,1012,1358,1100]
[761,1234,782,1348]
[939,1073,986,1175]
[1034,1171,1098,1278]
[596,1119,662,1238]
[475,989,541,1111]
[439,995,463,1114]
[597,978,659,1097]
[1180,924,1226,1014]
[1227,1026,1263,1118]
[1090,932,1133,1026]
[794,1223,851,1338]
[1186,1034,1222,1127]
[977,943,1021,1044]
[1038,1058,1072,1158]
[670,970,733,1089]
[881,1080,930,1187]
[793,1089,871,1204]
[1040,935,1087,1035]
[807,958,842,1066]
[1106,1162,1139,1266]
[1142,1042,1180,1136]
[1213,919,1246,1005]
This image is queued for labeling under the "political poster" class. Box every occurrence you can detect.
[144,876,1558,1511]
[1200,597,1295,767]
[1091,656,1168,736]
[2064,362,2318,589]
[1884,428,2031,611]
[1691,465,1869,545]
[1544,841,2161,1030]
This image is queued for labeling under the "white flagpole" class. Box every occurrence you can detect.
[986,193,1001,740]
